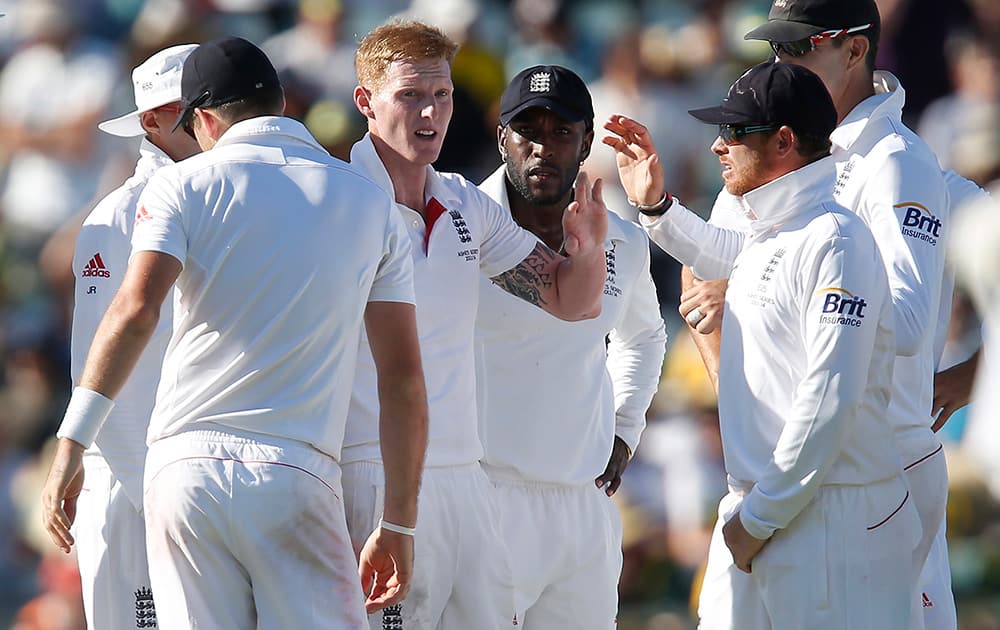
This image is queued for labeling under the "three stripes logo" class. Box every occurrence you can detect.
[135,205,153,226]
[82,253,111,278]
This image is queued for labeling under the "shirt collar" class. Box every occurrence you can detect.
[134,137,174,179]
[830,70,906,152]
[350,133,463,210]
[480,164,630,243]
[213,116,327,153]
[739,155,838,233]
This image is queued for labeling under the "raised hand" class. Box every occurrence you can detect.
[563,171,608,259]
[602,115,666,208]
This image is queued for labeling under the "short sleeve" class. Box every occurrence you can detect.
[131,169,187,267]
[368,199,416,304]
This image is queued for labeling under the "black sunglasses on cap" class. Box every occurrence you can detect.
[769,23,872,58]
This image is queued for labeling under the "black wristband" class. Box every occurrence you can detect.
[632,191,674,217]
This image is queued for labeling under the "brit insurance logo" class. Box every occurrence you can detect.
[816,286,868,327]
[896,201,941,245]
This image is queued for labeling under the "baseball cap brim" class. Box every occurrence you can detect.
[500,97,586,127]
[688,106,759,125]
[744,20,825,43]
[97,110,145,137]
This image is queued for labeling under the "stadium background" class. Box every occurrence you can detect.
[0,0,998,627]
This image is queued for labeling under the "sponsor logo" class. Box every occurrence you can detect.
[922,592,934,608]
[528,72,551,93]
[81,253,110,278]
[816,287,867,327]
[896,202,941,245]
[135,586,157,628]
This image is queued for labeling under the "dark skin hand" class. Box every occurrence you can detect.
[596,436,631,496]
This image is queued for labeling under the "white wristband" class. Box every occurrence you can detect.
[379,518,416,537]
[56,387,115,448]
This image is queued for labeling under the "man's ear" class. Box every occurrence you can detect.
[776,126,796,158]
[579,128,594,164]
[354,86,375,119]
[846,35,870,72]
[497,125,507,161]
[139,110,158,136]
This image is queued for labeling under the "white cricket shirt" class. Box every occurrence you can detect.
[342,135,538,467]
[663,158,901,540]
[70,139,173,509]
[474,166,666,485]
[132,117,414,459]
[676,72,950,464]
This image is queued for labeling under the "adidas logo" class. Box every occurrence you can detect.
[135,206,153,226]
[82,253,110,278]
[922,592,934,608]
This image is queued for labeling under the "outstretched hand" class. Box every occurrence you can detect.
[563,171,608,259]
[602,115,666,208]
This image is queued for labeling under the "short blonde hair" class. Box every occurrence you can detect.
[355,20,459,91]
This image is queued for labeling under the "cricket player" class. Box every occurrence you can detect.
[343,20,609,630]
[653,0,970,625]
[612,60,920,629]
[475,64,666,628]
[62,43,200,630]
[41,37,429,628]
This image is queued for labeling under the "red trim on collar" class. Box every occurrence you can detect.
[424,197,448,253]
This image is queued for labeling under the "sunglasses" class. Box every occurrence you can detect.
[718,124,778,145]
[769,23,872,58]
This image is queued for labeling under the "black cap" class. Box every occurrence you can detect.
[499,65,594,128]
[744,0,880,43]
[688,61,836,139]
[172,37,281,131]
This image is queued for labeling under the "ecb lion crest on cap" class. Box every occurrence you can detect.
[528,72,551,93]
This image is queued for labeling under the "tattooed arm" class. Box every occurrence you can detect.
[491,174,608,320]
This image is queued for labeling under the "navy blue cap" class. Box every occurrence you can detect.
[173,37,281,131]
[688,60,836,139]
[500,65,594,127]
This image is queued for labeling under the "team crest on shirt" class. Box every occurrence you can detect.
[896,202,941,246]
[604,242,621,298]
[746,247,786,307]
[816,287,868,327]
[134,586,157,627]
[382,603,403,630]
[449,209,473,244]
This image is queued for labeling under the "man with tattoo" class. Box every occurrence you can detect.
[341,21,609,630]
[474,65,666,628]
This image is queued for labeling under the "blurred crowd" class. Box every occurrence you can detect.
[0,0,998,628]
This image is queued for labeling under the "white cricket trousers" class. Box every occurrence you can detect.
[74,454,156,629]
[903,445,956,630]
[485,466,623,629]
[143,429,368,629]
[698,474,920,630]
[342,460,516,630]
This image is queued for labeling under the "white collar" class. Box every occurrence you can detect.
[350,133,463,210]
[214,116,327,153]
[830,70,906,152]
[739,156,838,233]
